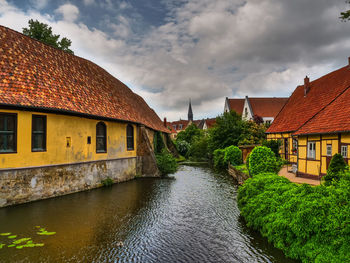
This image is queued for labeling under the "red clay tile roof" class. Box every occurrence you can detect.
[227,99,245,114]
[267,64,350,134]
[205,118,216,128]
[0,26,169,133]
[294,86,350,135]
[249,97,288,118]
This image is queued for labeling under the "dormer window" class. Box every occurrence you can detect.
[244,108,248,118]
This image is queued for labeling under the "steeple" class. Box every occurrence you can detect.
[188,99,193,121]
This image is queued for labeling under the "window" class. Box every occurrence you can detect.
[341,145,348,159]
[326,144,332,157]
[126,124,134,151]
[179,124,183,130]
[0,113,17,153]
[244,108,248,118]
[32,115,46,152]
[307,141,316,159]
[292,138,298,154]
[265,120,271,125]
[173,125,176,130]
[96,122,107,153]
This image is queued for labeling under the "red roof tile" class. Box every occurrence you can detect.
[267,64,350,134]
[205,118,216,128]
[0,26,169,133]
[227,99,245,114]
[294,86,350,135]
[249,97,288,118]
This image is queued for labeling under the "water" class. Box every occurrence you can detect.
[0,165,297,262]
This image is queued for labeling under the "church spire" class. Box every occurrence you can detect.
[188,99,193,121]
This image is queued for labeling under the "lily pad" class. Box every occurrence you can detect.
[0,233,11,236]
[16,246,23,249]
[8,244,15,248]
[8,235,17,239]
[13,238,31,244]
[0,243,5,249]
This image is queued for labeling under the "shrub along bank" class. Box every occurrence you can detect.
[238,173,350,263]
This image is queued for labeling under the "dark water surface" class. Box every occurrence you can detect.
[0,165,297,263]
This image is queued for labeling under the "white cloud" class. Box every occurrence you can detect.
[55,3,79,22]
[83,0,94,6]
[30,0,48,10]
[0,0,350,121]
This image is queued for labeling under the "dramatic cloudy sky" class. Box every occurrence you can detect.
[0,0,349,120]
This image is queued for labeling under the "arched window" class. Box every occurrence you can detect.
[96,122,107,153]
[126,124,134,150]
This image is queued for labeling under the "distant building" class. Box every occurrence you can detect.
[224,96,288,124]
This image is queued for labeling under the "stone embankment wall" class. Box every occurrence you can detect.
[0,125,162,208]
[228,164,250,185]
[0,157,137,208]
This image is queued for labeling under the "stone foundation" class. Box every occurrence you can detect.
[0,157,137,208]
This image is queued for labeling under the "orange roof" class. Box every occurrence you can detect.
[227,99,245,114]
[0,26,168,133]
[267,64,350,134]
[249,98,288,118]
[294,86,350,135]
[205,118,216,128]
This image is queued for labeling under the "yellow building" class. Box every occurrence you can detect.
[267,59,350,179]
[0,26,170,207]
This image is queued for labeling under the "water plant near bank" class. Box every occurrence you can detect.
[155,149,178,175]
[238,172,350,262]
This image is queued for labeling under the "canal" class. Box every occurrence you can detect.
[0,165,297,262]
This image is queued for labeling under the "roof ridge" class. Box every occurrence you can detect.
[294,84,350,135]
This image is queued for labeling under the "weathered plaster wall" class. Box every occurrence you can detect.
[0,109,137,169]
[0,157,137,208]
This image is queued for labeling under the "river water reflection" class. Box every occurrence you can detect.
[0,165,298,262]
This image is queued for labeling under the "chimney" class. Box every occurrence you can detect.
[304,76,310,97]
[164,117,167,127]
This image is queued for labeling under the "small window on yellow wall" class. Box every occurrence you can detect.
[326,145,332,156]
[307,141,316,159]
[0,113,17,153]
[341,145,348,159]
[96,122,107,153]
[126,124,134,151]
[32,115,47,152]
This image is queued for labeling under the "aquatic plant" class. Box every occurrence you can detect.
[101,177,114,187]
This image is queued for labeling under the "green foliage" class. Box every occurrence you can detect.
[238,172,350,263]
[248,146,281,176]
[22,19,74,54]
[224,145,242,166]
[213,149,226,169]
[176,123,202,144]
[187,135,209,161]
[154,132,165,154]
[323,153,348,185]
[156,149,178,175]
[262,139,282,158]
[234,164,248,174]
[176,140,190,156]
[101,177,113,187]
[175,155,186,163]
[238,121,266,146]
[207,111,243,153]
[340,1,350,21]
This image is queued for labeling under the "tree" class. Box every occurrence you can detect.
[340,1,350,21]
[176,123,202,144]
[252,115,263,125]
[207,111,244,153]
[238,120,266,146]
[23,19,74,54]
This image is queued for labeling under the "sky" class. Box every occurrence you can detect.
[0,0,350,121]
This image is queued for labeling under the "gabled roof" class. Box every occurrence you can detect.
[204,118,216,129]
[227,98,245,114]
[249,97,288,118]
[294,86,350,135]
[267,64,350,134]
[0,25,169,133]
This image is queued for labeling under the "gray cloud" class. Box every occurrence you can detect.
[0,0,350,121]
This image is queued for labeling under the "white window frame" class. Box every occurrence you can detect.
[179,124,183,130]
[173,125,176,130]
[326,144,332,157]
[307,141,316,159]
[341,145,348,159]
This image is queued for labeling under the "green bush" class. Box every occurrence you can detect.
[155,150,178,176]
[323,153,348,185]
[262,139,282,158]
[224,145,242,166]
[213,149,226,169]
[101,177,113,187]
[187,136,209,161]
[176,140,190,156]
[154,132,165,154]
[238,172,350,263]
[248,146,281,176]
